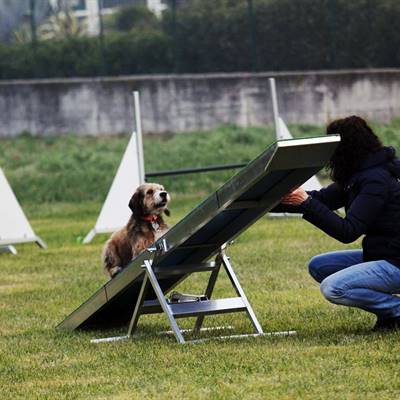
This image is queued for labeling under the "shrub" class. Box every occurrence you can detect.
[104,29,172,75]
[106,5,161,32]
[0,29,171,79]
[163,0,400,72]
[1,0,400,78]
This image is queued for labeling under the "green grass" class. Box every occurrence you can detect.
[0,126,276,203]
[1,121,400,204]
[2,200,400,399]
[2,122,400,399]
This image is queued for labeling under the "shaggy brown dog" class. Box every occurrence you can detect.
[103,183,170,278]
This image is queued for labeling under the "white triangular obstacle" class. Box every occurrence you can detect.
[269,77,322,192]
[83,131,144,244]
[277,117,322,191]
[0,168,47,253]
[83,92,145,244]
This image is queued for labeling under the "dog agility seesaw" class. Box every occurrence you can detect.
[57,136,340,344]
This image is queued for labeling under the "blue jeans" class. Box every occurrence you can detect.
[308,250,400,319]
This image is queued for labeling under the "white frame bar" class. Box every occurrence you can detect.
[133,91,145,185]
[91,245,271,344]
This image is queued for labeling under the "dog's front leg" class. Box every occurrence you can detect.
[132,236,153,258]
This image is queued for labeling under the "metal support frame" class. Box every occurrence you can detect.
[193,255,222,334]
[92,244,265,344]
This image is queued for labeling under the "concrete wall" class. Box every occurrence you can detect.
[1,69,400,137]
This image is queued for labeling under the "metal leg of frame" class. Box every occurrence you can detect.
[143,259,185,344]
[91,272,151,344]
[220,250,264,335]
[126,273,150,338]
[193,257,222,334]
[91,251,167,344]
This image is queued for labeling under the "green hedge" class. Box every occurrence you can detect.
[162,0,400,72]
[0,29,171,79]
[1,0,400,79]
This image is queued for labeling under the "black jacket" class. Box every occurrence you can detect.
[300,147,400,266]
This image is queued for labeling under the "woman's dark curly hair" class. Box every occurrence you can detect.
[326,115,383,185]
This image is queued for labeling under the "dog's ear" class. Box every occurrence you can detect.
[128,190,143,219]
[164,208,170,217]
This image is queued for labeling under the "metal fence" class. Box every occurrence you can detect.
[1,0,399,77]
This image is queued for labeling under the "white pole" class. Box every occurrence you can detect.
[133,91,145,184]
[269,77,281,140]
[146,0,167,17]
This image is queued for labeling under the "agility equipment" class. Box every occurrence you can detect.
[0,245,17,255]
[269,77,322,191]
[82,130,143,243]
[58,136,340,343]
[83,92,145,244]
[277,117,322,192]
[0,168,47,252]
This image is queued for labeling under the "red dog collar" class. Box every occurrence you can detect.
[142,214,160,223]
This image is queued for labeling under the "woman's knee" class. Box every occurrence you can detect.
[320,277,346,304]
[308,254,325,283]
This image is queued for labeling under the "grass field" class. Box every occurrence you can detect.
[2,124,400,399]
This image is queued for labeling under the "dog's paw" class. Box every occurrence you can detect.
[110,266,123,279]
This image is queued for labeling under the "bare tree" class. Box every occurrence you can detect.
[39,0,86,40]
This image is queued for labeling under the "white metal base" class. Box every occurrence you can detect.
[92,246,265,344]
[0,235,47,249]
[160,325,234,335]
[91,335,129,344]
[0,245,17,255]
[90,330,297,344]
[83,229,97,244]
[91,327,235,344]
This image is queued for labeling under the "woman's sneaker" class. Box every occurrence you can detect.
[373,316,400,331]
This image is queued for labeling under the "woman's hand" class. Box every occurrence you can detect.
[281,187,309,206]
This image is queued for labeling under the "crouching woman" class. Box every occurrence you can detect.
[281,116,400,330]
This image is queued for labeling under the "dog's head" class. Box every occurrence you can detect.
[128,183,171,220]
